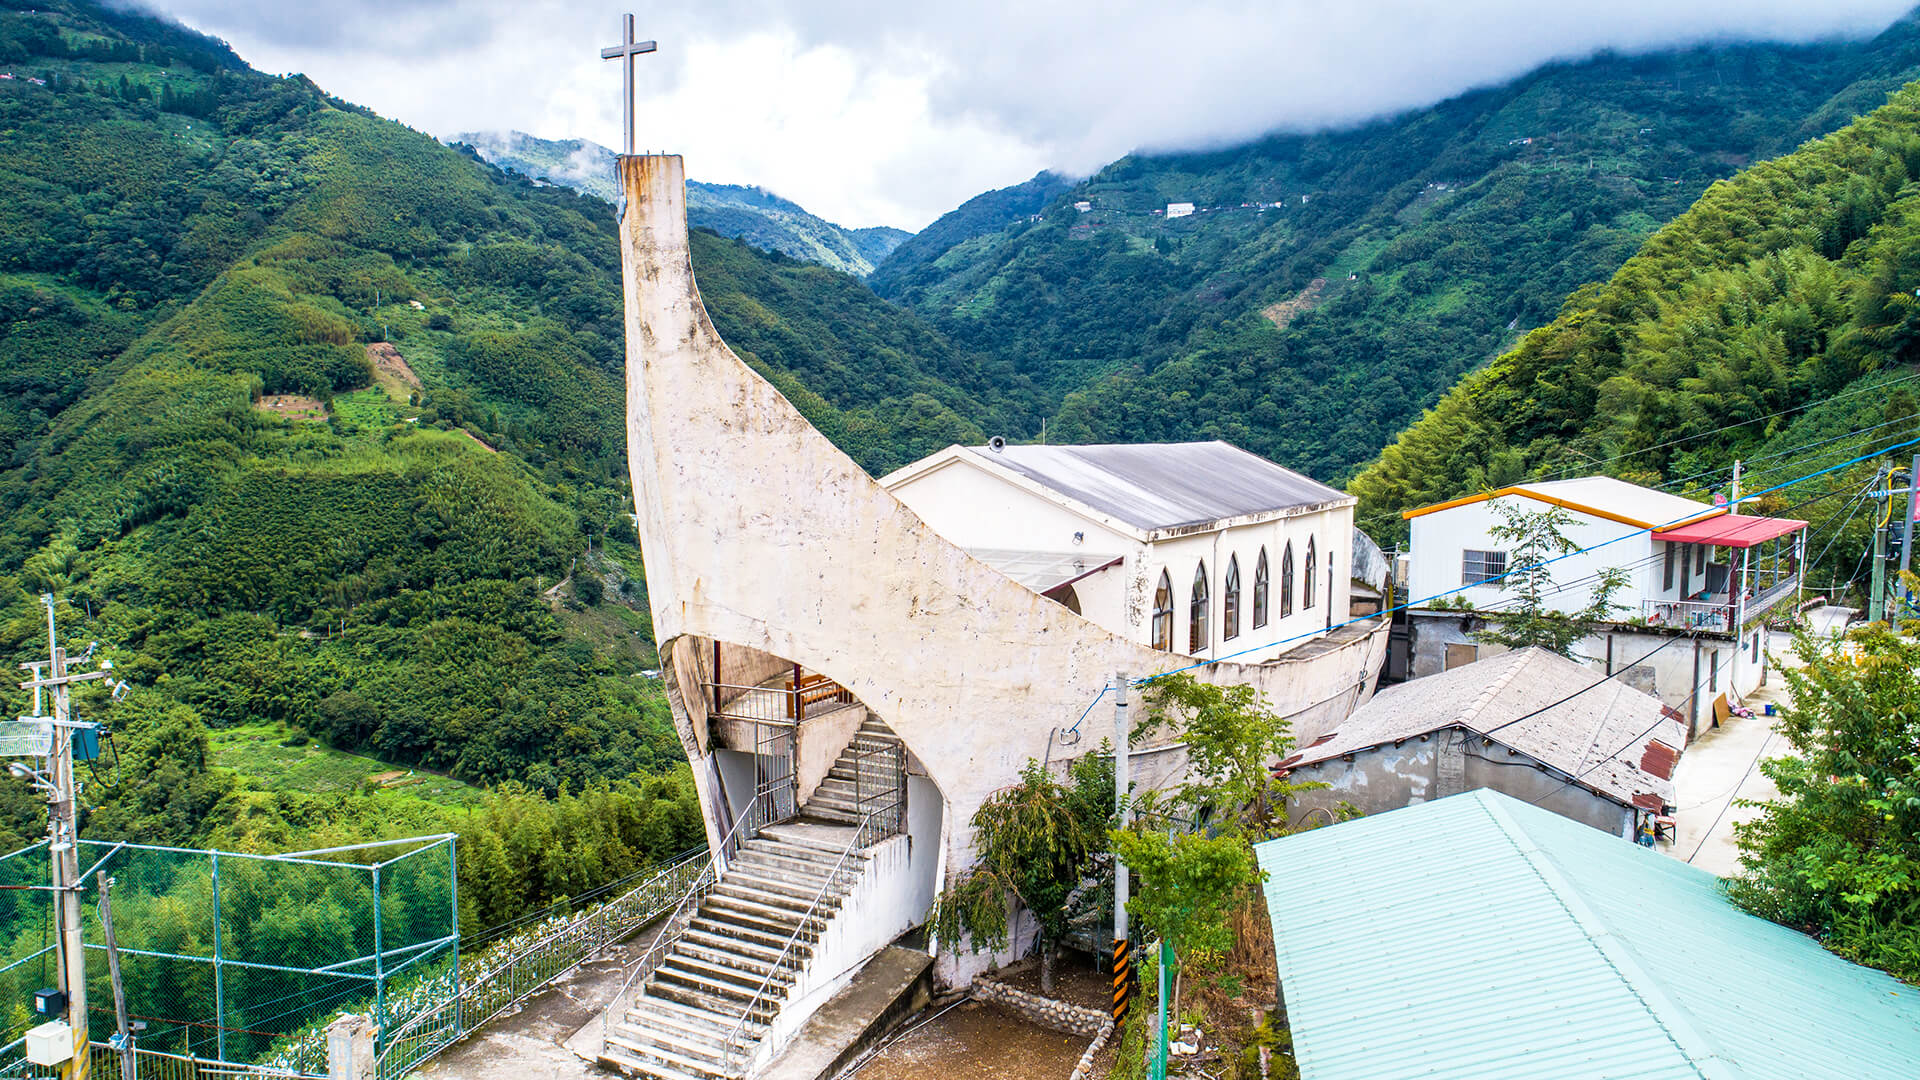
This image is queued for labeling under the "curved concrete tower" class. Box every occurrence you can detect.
[609,153,1384,1076]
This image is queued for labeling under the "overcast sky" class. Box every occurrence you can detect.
[141,1,1914,230]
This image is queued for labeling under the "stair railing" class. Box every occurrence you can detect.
[601,793,761,1052]
[719,809,875,1077]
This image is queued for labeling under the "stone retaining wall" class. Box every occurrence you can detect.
[972,977,1115,1080]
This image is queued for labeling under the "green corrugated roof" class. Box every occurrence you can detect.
[1254,789,1920,1080]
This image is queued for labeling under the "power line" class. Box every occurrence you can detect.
[1539,370,1920,483]
[1685,730,1775,864]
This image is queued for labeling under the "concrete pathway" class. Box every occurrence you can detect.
[1663,632,1800,876]
[412,927,661,1080]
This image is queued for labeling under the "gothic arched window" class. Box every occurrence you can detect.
[1280,542,1295,619]
[1253,548,1270,629]
[1223,556,1241,641]
[1304,537,1318,609]
[1190,562,1210,653]
[1152,571,1174,651]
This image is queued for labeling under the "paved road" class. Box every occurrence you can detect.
[1663,633,1800,876]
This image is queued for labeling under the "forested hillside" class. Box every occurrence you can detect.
[876,14,1920,481]
[457,131,911,277]
[0,0,1007,923]
[1349,81,1920,553]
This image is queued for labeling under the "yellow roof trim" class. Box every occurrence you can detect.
[1402,485,1715,532]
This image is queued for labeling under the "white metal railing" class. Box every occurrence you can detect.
[1642,597,1733,631]
[1744,577,1799,622]
[719,811,873,1077]
[600,794,762,1052]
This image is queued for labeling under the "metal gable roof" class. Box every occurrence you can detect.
[964,441,1350,532]
[1255,790,1920,1080]
[1286,648,1682,808]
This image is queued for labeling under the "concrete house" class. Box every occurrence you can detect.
[883,442,1357,665]
[1280,647,1683,838]
[1256,790,1920,1080]
[1395,476,1807,736]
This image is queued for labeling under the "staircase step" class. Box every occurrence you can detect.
[729,848,843,884]
[692,900,816,944]
[665,952,793,993]
[807,805,864,825]
[631,993,770,1040]
[684,921,807,959]
[712,880,842,918]
[756,823,861,855]
[613,1014,727,1065]
[647,977,774,1022]
[676,935,788,973]
[600,1044,714,1080]
[724,867,851,904]
[605,1032,736,1080]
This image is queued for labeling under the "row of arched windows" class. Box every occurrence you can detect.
[1150,538,1317,653]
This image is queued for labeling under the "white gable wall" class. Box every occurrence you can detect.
[1408,495,1657,615]
[890,455,1353,663]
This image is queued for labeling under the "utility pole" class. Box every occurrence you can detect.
[95,873,133,1080]
[1729,459,1742,506]
[1111,672,1131,1026]
[16,596,105,1080]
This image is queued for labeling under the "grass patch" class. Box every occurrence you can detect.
[208,722,482,806]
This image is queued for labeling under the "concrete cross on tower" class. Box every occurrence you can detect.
[601,13,657,157]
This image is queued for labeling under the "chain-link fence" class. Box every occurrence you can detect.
[0,835,455,1071]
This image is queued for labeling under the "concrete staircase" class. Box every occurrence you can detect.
[804,718,901,826]
[602,728,900,1079]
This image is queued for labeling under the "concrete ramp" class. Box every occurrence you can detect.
[759,946,933,1080]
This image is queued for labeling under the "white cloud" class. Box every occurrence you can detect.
[143,0,1915,228]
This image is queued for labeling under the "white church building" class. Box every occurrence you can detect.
[882,441,1357,663]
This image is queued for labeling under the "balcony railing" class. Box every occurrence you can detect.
[1642,598,1734,632]
[707,673,854,726]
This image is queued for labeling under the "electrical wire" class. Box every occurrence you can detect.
[1536,370,1920,483]
[1685,729,1776,864]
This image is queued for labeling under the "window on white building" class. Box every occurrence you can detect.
[1304,538,1317,608]
[1190,563,1211,653]
[1223,555,1241,641]
[1462,549,1506,587]
[1252,548,1270,629]
[1280,543,1295,618]
[1152,572,1174,651]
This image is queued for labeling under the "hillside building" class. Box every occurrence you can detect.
[1280,647,1683,838]
[882,441,1356,665]
[1392,476,1807,737]
[1165,201,1195,218]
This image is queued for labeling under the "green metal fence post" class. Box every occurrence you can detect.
[372,862,384,1056]
[210,851,225,1063]
[1151,939,1170,1080]
[448,837,461,1041]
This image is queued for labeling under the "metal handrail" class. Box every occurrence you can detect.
[372,847,708,1073]
[601,794,762,1049]
[719,810,874,1076]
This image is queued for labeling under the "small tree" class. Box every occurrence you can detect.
[1472,499,1627,656]
[1110,827,1262,1019]
[1139,672,1312,842]
[929,752,1113,993]
[1729,626,1920,981]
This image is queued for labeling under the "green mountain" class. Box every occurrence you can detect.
[0,0,1006,864]
[867,169,1074,295]
[455,130,911,277]
[875,15,1920,483]
[1348,80,1920,558]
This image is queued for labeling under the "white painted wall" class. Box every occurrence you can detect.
[1408,495,1656,613]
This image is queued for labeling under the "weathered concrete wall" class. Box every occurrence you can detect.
[1287,730,1634,837]
[794,706,868,805]
[616,154,1384,986]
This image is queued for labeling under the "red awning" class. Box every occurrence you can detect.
[1653,513,1807,548]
